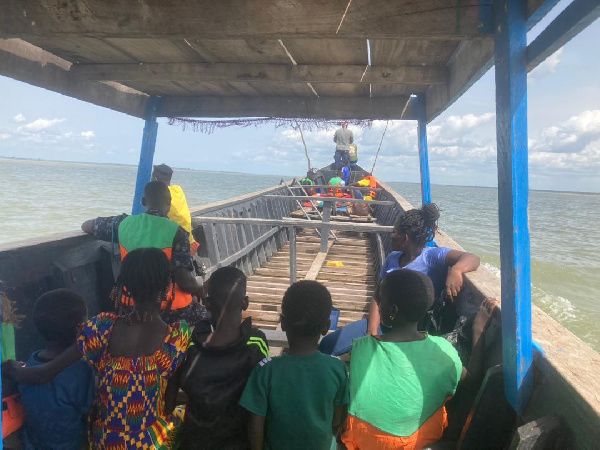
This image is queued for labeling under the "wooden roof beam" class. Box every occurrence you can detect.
[161,95,417,120]
[424,0,566,122]
[0,1,489,39]
[69,63,447,85]
[0,39,148,118]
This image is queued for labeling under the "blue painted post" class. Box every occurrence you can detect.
[0,279,3,450]
[416,94,431,206]
[132,96,161,215]
[493,0,533,414]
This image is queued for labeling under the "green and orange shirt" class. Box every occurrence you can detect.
[342,335,462,450]
[91,210,193,271]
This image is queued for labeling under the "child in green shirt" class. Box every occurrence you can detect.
[239,280,349,450]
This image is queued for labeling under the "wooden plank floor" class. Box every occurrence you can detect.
[244,229,376,330]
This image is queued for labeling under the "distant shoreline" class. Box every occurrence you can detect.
[1,156,598,195]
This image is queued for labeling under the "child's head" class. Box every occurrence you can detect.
[205,266,248,324]
[281,281,332,339]
[379,270,434,327]
[33,289,88,348]
[116,248,172,314]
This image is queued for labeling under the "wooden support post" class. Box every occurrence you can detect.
[288,226,297,284]
[131,96,161,215]
[321,203,332,252]
[205,223,221,269]
[416,94,432,206]
[493,0,533,414]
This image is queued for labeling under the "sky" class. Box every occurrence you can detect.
[1,1,599,192]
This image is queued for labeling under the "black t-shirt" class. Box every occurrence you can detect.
[179,318,269,449]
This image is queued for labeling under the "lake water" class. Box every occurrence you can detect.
[1,158,599,351]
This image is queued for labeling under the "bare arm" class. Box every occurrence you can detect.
[164,366,182,415]
[332,404,348,436]
[367,297,381,336]
[445,250,481,299]
[460,298,499,386]
[248,413,266,450]
[81,219,94,234]
[172,267,203,295]
[3,344,82,385]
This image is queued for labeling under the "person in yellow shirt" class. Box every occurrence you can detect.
[152,163,200,255]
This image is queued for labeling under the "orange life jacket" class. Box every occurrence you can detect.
[118,214,193,310]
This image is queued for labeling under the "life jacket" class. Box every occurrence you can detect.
[348,144,358,163]
[299,178,316,196]
[360,175,378,199]
[118,213,193,310]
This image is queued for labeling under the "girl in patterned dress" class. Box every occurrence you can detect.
[5,248,191,449]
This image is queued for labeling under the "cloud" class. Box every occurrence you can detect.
[444,113,495,131]
[81,131,95,139]
[22,118,65,131]
[530,110,600,154]
[530,48,563,79]
[13,113,26,123]
[0,133,10,140]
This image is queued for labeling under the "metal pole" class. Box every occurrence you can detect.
[288,226,297,284]
[132,96,161,215]
[494,0,533,414]
[416,94,432,205]
[321,203,332,252]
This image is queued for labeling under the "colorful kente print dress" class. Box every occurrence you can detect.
[77,312,191,449]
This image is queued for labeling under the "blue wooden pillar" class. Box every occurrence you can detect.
[0,282,3,450]
[132,96,162,215]
[493,0,533,414]
[416,94,431,206]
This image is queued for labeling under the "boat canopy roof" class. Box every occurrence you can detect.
[0,0,555,121]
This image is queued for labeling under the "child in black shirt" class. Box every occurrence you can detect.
[177,267,269,449]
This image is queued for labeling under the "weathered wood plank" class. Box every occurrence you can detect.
[0,39,148,118]
[264,195,393,206]
[161,95,416,120]
[0,1,487,39]
[192,216,394,233]
[70,62,448,85]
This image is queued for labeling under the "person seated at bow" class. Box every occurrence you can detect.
[81,181,207,325]
[152,163,200,255]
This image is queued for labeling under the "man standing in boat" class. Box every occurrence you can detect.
[152,163,200,255]
[333,121,353,170]
[81,181,207,325]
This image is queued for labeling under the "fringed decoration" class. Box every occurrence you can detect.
[167,117,373,134]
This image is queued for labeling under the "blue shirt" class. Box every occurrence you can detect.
[341,166,351,185]
[380,247,452,296]
[19,351,95,450]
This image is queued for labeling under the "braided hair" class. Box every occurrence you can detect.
[394,203,440,248]
[111,248,174,322]
[281,280,332,337]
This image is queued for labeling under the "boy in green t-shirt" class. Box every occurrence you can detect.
[239,280,349,450]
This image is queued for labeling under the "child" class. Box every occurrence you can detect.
[177,266,269,449]
[341,269,495,449]
[239,280,349,450]
[5,248,191,449]
[18,289,95,450]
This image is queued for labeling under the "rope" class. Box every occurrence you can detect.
[294,119,312,172]
[370,120,389,174]
[167,117,373,134]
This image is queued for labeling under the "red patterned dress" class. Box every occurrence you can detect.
[77,312,190,449]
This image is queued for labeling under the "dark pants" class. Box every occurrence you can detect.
[334,150,349,170]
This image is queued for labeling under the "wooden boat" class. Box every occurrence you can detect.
[1,1,600,448]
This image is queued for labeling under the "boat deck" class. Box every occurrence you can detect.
[243,229,375,330]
